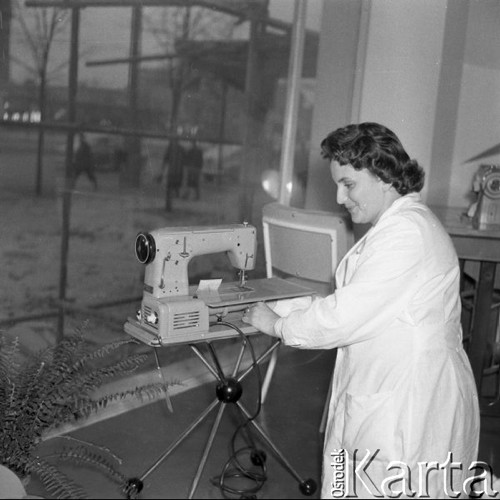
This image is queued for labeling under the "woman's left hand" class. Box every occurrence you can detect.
[242,302,280,337]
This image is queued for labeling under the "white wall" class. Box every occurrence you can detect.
[307,0,450,209]
[307,0,500,213]
[358,0,448,204]
[449,0,500,208]
[305,0,365,212]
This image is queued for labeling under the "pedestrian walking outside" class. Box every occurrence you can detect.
[73,132,98,190]
[183,140,204,200]
[159,139,185,211]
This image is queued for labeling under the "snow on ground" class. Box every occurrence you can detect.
[0,128,269,356]
[0,126,273,426]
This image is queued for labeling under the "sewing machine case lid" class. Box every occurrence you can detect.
[195,276,314,308]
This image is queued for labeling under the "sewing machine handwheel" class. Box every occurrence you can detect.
[299,478,317,496]
[135,232,156,264]
[485,174,500,199]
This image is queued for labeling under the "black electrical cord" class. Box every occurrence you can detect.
[209,319,268,499]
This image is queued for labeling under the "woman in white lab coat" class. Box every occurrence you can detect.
[243,122,480,498]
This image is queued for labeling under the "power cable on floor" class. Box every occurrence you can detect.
[209,320,268,499]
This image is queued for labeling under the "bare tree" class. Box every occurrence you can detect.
[0,0,12,112]
[143,5,235,134]
[142,5,235,210]
[11,0,69,196]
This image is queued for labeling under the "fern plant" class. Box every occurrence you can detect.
[0,325,173,499]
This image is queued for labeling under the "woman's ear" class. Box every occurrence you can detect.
[379,179,394,192]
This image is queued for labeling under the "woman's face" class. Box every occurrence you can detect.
[330,161,394,225]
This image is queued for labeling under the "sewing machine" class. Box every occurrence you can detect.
[124,223,312,346]
[469,164,500,230]
[122,224,318,500]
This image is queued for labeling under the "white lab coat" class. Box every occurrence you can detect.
[273,194,480,499]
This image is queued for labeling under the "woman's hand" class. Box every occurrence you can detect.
[242,302,280,337]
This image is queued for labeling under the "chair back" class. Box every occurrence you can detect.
[262,202,354,296]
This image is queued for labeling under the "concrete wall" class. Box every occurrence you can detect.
[449,0,500,208]
[305,0,366,211]
[306,0,500,212]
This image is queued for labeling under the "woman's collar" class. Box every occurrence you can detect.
[376,192,421,225]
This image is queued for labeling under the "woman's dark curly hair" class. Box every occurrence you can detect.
[320,122,425,195]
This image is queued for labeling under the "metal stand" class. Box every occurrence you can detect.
[123,332,317,499]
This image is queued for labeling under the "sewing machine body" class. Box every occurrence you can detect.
[138,224,257,298]
[125,223,313,346]
[471,164,500,230]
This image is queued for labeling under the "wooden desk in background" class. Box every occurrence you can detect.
[432,206,500,394]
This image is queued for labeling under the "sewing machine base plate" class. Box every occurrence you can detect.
[125,277,314,346]
[199,277,313,308]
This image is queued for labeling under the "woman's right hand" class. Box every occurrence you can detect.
[242,302,280,337]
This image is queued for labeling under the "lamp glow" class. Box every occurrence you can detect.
[261,169,280,199]
[261,168,304,206]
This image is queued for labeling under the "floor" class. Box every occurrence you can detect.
[25,334,500,500]
[30,340,332,500]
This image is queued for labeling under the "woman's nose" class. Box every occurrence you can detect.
[336,186,347,205]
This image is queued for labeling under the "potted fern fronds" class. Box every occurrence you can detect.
[0,325,174,499]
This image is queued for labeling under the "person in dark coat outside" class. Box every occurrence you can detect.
[183,140,204,200]
[73,132,98,190]
[160,139,185,211]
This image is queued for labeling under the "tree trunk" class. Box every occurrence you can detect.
[0,0,11,116]
[121,5,142,188]
[35,71,47,196]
